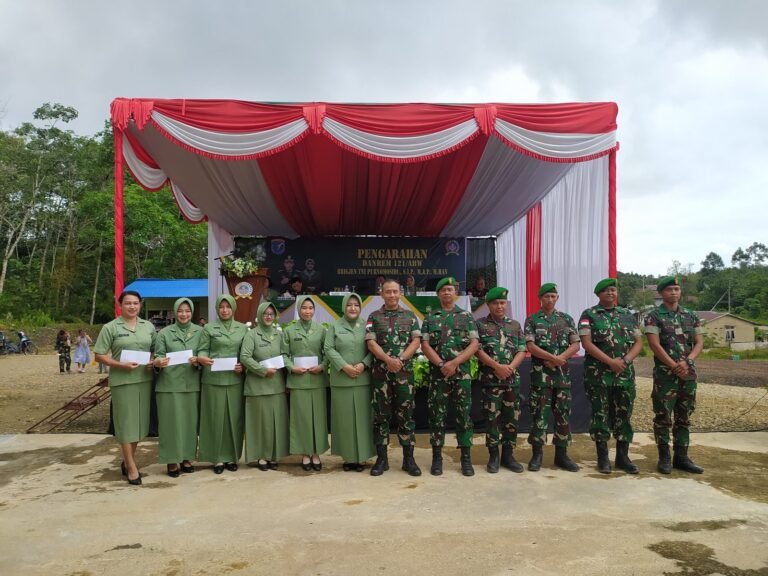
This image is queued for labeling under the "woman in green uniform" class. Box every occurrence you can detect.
[283,296,329,471]
[94,290,156,486]
[152,298,203,477]
[241,302,289,470]
[324,292,374,471]
[196,294,247,474]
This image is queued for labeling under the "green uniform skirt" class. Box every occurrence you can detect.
[198,383,244,464]
[289,388,330,455]
[157,391,200,464]
[111,381,151,443]
[245,394,289,463]
[331,386,375,463]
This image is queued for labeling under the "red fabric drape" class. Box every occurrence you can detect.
[325,103,477,135]
[258,133,488,237]
[608,149,617,277]
[495,102,618,134]
[148,99,305,132]
[525,204,542,316]
[113,128,125,317]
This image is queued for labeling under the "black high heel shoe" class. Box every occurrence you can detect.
[180,461,195,474]
[267,461,278,470]
[301,456,312,471]
[311,459,322,472]
[213,463,225,474]
[257,460,269,471]
[224,462,238,472]
[167,464,181,478]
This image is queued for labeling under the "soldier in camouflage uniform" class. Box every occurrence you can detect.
[579,278,643,474]
[476,286,527,473]
[421,277,480,476]
[644,276,704,475]
[365,279,423,477]
[524,283,581,472]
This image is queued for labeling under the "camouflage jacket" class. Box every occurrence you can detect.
[644,305,702,367]
[524,309,579,369]
[476,315,526,387]
[579,305,640,386]
[422,305,479,379]
[365,306,421,379]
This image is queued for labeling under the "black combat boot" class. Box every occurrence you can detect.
[528,443,543,472]
[673,445,704,474]
[486,446,500,474]
[596,440,612,474]
[657,444,672,474]
[430,446,443,476]
[370,445,389,477]
[460,446,474,476]
[615,441,639,474]
[500,445,524,473]
[554,445,580,472]
[401,445,422,477]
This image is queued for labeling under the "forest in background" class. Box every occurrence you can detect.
[0,103,765,327]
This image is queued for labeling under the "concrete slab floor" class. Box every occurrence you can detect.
[0,432,766,576]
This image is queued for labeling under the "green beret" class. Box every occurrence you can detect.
[435,277,457,292]
[656,276,679,292]
[538,283,557,297]
[594,278,618,295]
[485,286,509,303]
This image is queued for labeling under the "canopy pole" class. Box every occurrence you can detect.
[113,126,125,317]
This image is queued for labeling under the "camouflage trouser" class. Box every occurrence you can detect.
[483,386,520,448]
[58,351,71,372]
[528,367,572,447]
[371,375,416,447]
[652,367,697,447]
[586,384,635,443]
[428,375,473,448]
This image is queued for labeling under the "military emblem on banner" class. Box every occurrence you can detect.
[271,238,286,255]
[234,281,254,300]
[445,239,460,256]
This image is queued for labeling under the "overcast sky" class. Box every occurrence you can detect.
[1,0,765,275]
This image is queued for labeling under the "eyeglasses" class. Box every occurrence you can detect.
[263,312,275,318]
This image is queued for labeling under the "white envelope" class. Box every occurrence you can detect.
[211,357,238,372]
[119,349,151,365]
[260,355,285,369]
[293,356,319,369]
[166,349,193,366]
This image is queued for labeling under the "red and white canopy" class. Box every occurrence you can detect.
[111,99,618,322]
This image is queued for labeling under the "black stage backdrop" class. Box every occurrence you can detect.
[235,236,467,295]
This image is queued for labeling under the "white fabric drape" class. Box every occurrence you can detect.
[496,217,528,325]
[170,182,204,223]
[122,135,167,190]
[207,220,233,322]
[151,112,308,157]
[442,137,572,237]
[495,119,616,159]
[540,156,609,326]
[128,123,298,236]
[323,117,478,159]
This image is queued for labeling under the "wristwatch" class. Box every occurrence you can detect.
[398,356,407,363]
[437,361,445,369]
[622,356,632,366]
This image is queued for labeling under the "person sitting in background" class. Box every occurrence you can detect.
[403,275,418,296]
[56,330,72,374]
[470,277,489,299]
[301,258,322,294]
[289,276,304,298]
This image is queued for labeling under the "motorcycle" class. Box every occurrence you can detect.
[0,331,39,355]
[17,331,39,355]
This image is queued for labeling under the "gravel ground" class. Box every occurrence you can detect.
[0,354,766,434]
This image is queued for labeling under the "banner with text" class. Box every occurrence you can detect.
[237,237,467,296]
